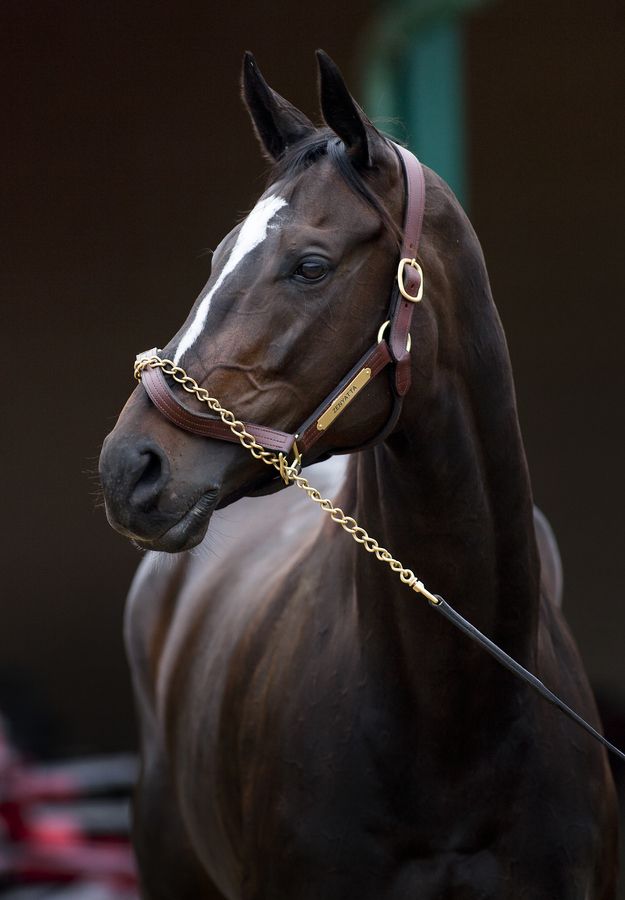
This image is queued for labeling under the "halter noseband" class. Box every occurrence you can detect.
[137,143,425,475]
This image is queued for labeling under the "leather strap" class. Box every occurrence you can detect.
[388,145,426,396]
[141,365,297,453]
[141,341,393,458]
[297,340,392,453]
[432,596,625,763]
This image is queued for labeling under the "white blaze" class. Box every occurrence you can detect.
[174,194,287,364]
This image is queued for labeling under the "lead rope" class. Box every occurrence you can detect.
[134,354,625,764]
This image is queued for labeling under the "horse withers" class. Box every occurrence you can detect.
[99,52,618,899]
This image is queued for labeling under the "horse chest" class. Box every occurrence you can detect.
[176,723,591,900]
[169,646,587,899]
[129,554,607,900]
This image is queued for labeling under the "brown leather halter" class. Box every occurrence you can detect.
[138,143,425,469]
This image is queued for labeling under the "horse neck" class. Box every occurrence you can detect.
[350,247,540,709]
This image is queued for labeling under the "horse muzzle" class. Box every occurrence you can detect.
[99,428,220,550]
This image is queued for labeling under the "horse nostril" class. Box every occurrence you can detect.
[139,450,162,488]
[130,445,169,510]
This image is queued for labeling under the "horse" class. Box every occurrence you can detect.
[99,51,618,899]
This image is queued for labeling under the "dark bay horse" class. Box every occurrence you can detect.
[99,51,618,899]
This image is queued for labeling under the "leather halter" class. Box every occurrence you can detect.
[139,142,425,465]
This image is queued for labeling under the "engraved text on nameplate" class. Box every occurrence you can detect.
[316,368,372,431]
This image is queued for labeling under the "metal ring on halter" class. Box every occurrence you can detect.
[397,258,424,302]
[377,320,411,352]
[278,437,302,485]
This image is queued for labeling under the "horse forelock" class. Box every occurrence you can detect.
[270,128,402,247]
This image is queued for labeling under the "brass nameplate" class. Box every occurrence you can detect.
[316,367,372,431]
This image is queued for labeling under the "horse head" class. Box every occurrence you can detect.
[99,51,436,552]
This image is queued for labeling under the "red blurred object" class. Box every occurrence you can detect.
[0,716,138,896]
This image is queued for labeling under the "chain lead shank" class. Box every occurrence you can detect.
[134,354,440,606]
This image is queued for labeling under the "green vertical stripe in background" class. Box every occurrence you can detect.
[361,0,493,207]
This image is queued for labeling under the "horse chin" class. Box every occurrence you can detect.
[132,477,286,551]
[110,460,317,552]
[108,491,218,554]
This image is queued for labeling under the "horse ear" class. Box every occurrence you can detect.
[316,49,378,168]
[242,52,315,161]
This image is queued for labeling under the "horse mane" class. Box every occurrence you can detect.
[268,128,402,246]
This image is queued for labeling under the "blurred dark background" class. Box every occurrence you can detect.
[1,0,623,798]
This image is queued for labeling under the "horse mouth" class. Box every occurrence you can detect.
[126,491,219,553]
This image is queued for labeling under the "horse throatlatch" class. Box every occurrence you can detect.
[133,141,625,766]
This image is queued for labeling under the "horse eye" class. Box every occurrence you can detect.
[293,258,329,282]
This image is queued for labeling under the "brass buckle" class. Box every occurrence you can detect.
[397,258,424,302]
[278,438,302,485]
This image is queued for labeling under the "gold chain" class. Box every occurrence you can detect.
[134,355,440,606]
